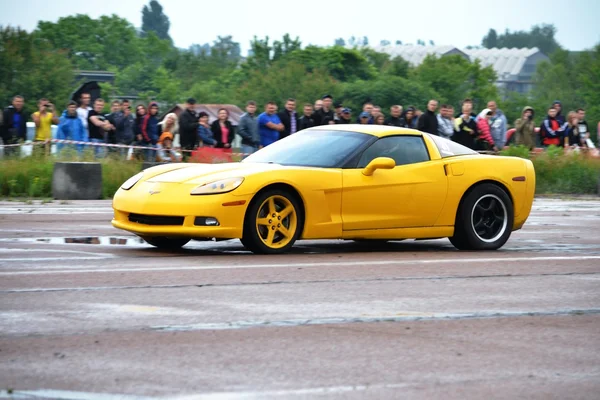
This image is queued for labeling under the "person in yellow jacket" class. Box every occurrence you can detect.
[31,98,59,156]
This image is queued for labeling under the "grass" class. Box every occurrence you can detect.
[500,145,600,195]
[0,147,143,199]
[1,145,599,199]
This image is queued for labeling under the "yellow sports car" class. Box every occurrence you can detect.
[112,125,535,254]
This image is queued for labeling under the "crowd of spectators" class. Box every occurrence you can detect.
[1,93,597,162]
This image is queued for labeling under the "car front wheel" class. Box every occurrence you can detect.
[450,184,513,250]
[241,189,303,254]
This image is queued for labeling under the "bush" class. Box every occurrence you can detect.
[0,151,142,199]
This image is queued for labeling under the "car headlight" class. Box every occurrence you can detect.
[191,177,244,195]
[121,172,144,190]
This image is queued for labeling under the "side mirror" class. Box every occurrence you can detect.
[362,157,395,176]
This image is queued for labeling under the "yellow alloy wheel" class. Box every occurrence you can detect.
[255,195,297,249]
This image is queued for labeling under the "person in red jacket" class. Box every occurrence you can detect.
[476,108,498,151]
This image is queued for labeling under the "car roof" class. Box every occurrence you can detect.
[306,124,424,138]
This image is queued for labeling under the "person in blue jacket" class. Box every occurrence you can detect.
[257,101,284,147]
[57,101,86,155]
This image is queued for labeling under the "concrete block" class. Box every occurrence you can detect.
[52,162,102,200]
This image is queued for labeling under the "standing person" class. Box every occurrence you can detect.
[373,113,385,125]
[552,100,565,125]
[297,104,315,131]
[237,101,260,156]
[211,108,235,148]
[258,102,284,148]
[540,106,568,148]
[401,106,418,129]
[32,98,59,157]
[565,111,587,149]
[436,105,455,139]
[158,112,179,148]
[312,95,334,126]
[77,92,92,141]
[139,102,160,161]
[336,108,352,124]
[452,100,478,149]
[513,106,536,150]
[385,105,404,126]
[487,100,508,149]
[358,112,370,124]
[277,98,298,140]
[56,101,86,155]
[197,112,216,147]
[88,98,114,158]
[417,99,439,135]
[576,108,591,145]
[105,100,122,156]
[116,104,135,159]
[178,98,199,160]
[1,95,27,157]
[475,109,497,151]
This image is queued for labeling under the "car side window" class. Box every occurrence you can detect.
[356,136,430,168]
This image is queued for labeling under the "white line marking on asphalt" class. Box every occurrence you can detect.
[1,255,599,276]
[150,308,600,332]
[0,389,150,399]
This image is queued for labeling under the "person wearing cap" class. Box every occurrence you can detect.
[333,102,343,123]
[336,108,352,124]
[312,94,335,126]
[178,98,199,159]
[156,131,181,162]
[358,111,370,124]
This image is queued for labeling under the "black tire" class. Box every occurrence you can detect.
[450,184,514,250]
[141,236,190,249]
[241,188,304,254]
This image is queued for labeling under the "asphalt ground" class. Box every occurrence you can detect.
[0,197,599,399]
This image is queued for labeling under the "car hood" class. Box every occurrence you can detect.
[145,162,292,185]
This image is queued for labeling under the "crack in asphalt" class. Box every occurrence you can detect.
[1,271,599,293]
[149,309,600,332]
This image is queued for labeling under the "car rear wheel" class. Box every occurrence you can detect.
[141,236,190,249]
[241,189,303,254]
[450,184,513,250]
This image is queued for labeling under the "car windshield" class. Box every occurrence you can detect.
[241,130,373,168]
[427,133,478,158]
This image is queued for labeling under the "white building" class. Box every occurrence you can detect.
[366,44,549,95]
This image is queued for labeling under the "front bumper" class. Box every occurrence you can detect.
[111,181,251,239]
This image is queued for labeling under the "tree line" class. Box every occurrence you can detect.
[0,1,598,130]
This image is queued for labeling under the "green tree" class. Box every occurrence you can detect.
[411,54,498,109]
[141,0,171,43]
[35,14,142,70]
[341,76,438,112]
[286,46,377,82]
[235,60,340,108]
[482,29,498,48]
[0,26,73,112]
[481,24,561,55]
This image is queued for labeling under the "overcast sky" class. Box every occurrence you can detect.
[1,0,598,54]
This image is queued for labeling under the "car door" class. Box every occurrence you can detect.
[341,135,448,231]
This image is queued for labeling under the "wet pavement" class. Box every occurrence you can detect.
[0,198,599,399]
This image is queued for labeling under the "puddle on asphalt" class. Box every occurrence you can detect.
[0,236,148,246]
